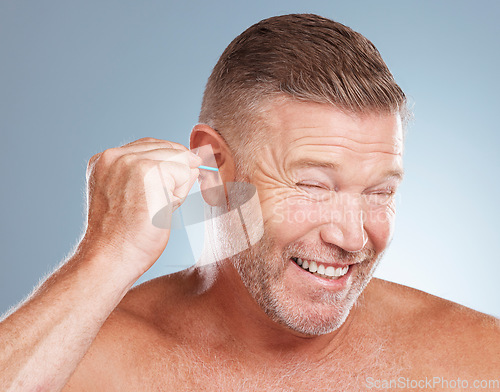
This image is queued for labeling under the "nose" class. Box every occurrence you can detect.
[319,193,368,252]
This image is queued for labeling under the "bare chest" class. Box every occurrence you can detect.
[117,343,406,392]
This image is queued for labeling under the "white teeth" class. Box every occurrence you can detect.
[293,257,350,279]
[325,266,335,277]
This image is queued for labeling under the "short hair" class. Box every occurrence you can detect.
[199,13,409,174]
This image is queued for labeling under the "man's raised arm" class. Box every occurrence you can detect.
[0,138,202,391]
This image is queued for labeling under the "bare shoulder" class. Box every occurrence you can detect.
[63,272,190,391]
[366,278,499,325]
[364,278,500,378]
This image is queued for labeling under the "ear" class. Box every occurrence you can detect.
[190,124,236,183]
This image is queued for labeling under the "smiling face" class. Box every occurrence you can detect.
[228,98,404,336]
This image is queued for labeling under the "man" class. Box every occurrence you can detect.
[1,14,498,392]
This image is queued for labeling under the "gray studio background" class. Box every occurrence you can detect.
[1,1,499,317]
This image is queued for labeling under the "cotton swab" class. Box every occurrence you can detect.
[198,165,219,172]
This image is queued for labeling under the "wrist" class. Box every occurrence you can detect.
[73,235,144,290]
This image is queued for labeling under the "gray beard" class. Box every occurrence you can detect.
[216,175,381,335]
[229,232,380,336]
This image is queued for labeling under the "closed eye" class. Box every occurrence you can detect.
[364,189,396,205]
[296,182,329,190]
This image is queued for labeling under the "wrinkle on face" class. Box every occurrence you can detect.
[251,100,404,213]
[243,99,405,270]
[223,98,405,338]
[286,134,402,153]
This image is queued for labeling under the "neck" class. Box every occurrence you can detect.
[189,260,363,363]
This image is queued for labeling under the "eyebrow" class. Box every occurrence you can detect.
[289,158,405,182]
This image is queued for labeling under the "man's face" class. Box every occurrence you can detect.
[229,99,404,336]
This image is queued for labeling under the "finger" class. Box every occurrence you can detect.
[144,160,198,225]
[91,140,191,170]
[121,148,203,168]
[172,166,200,203]
[89,140,166,172]
[157,161,198,207]
[109,143,188,162]
[120,137,187,152]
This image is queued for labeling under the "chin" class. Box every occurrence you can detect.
[258,282,360,336]
[276,305,353,336]
[233,251,379,337]
[228,225,381,336]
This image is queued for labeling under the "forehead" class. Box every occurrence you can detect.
[262,99,403,155]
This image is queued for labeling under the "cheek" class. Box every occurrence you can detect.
[260,193,319,244]
[258,187,398,253]
[365,203,397,251]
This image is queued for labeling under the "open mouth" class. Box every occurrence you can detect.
[291,257,349,280]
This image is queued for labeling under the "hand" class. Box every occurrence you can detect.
[81,137,202,278]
